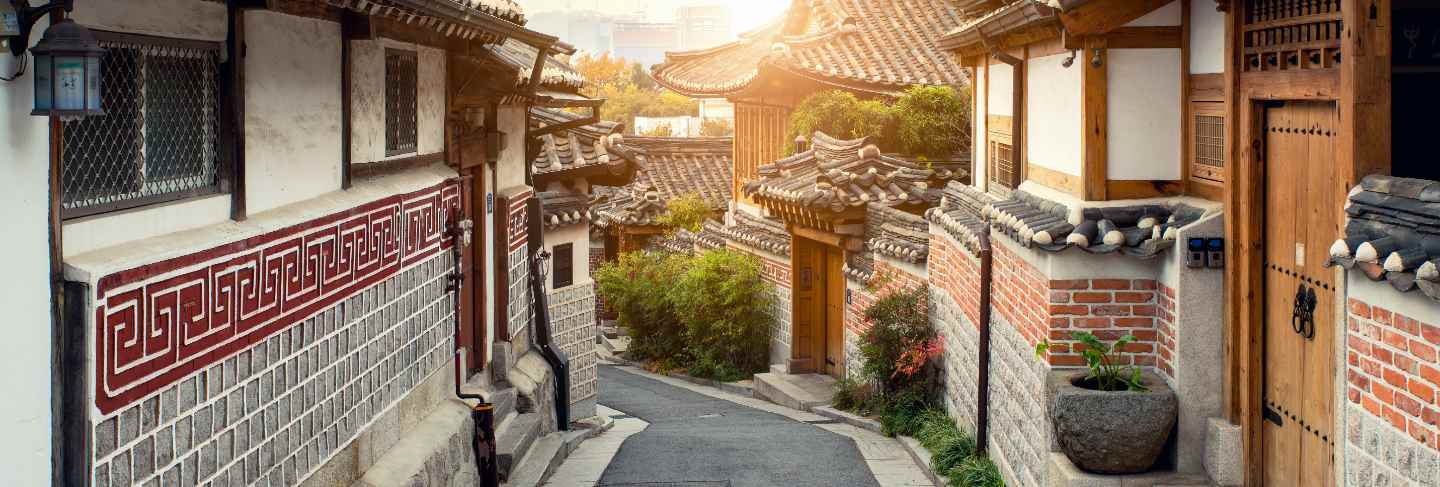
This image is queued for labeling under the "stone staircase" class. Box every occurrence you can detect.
[751,365,837,412]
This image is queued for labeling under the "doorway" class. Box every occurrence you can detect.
[791,236,845,378]
[1260,101,1339,487]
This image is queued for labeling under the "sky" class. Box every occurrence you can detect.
[518,0,789,39]
[722,0,790,36]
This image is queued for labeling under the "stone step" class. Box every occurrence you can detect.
[752,372,835,412]
[506,414,615,487]
[495,412,542,481]
[490,386,518,422]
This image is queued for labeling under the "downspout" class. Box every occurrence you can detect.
[444,200,501,487]
[974,230,994,454]
[526,198,571,431]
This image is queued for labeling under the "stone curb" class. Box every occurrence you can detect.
[597,354,755,398]
[898,436,952,487]
[507,414,616,487]
[811,406,952,486]
[810,405,883,433]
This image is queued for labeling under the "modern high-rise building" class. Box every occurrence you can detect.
[675,4,732,50]
[611,21,679,66]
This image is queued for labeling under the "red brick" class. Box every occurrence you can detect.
[1348,336,1372,356]
[1384,406,1408,430]
[1074,317,1112,328]
[1092,279,1132,290]
[1049,304,1091,316]
[1408,380,1436,405]
[1349,369,1371,389]
[1374,307,1393,325]
[1384,367,1409,388]
[1361,357,1383,377]
[1363,395,1384,417]
[1132,305,1158,317]
[1119,342,1154,354]
[1374,382,1397,403]
[1050,279,1090,290]
[1114,317,1156,328]
[1371,346,1394,365]
[1395,314,1421,336]
[1384,330,1410,352]
[1114,292,1154,303]
[1133,280,1158,290]
[1395,355,1419,374]
[1093,305,1134,316]
[1128,329,1158,340]
[1422,323,1440,345]
[1132,355,1157,366]
[1395,393,1423,416]
[1425,406,1440,426]
[1050,354,1086,367]
[1407,421,1434,447]
[1349,387,1363,404]
[1422,365,1440,387]
[1349,299,1372,319]
[1050,291,1072,303]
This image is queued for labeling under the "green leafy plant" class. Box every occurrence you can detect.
[949,456,1004,487]
[1035,331,1148,392]
[915,409,962,451]
[655,193,713,234]
[594,251,691,361]
[879,387,932,437]
[859,287,934,396]
[784,90,897,155]
[831,377,875,412]
[931,436,977,476]
[893,85,973,160]
[670,249,775,379]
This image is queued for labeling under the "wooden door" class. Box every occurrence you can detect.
[791,237,825,373]
[824,249,846,378]
[1261,101,1338,487]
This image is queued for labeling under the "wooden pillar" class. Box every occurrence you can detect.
[1081,37,1108,201]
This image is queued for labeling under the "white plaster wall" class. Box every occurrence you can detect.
[243,10,343,213]
[63,195,232,257]
[72,0,227,41]
[482,165,496,365]
[0,20,56,486]
[1026,53,1083,177]
[544,223,594,293]
[1126,0,1183,26]
[497,105,529,190]
[973,65,988,191]
[350,39,447,164]
[987,62,1014,117]
[1106,49,1183,181]
[1190,0,1226,74]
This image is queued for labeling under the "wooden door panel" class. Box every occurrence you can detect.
[792,238,822,372]
[1262,101,1338,487]
[825,248,845,378]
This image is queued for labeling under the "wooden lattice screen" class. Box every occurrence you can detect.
[1242,0,1342,72]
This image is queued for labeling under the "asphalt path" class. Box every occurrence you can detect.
[595,364,881,487]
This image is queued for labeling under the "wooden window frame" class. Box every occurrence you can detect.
[1188,101,1227,190]
[987,115,1019,197]
[384,47,418,157]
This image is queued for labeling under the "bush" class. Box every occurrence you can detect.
[700,117,733,136]
[949,456,1004,487]
[879,387,931,437]
[784,91,896,155]
[594,248,775,381]
[671,249,775,380]
[915,409,962,451]
[655,193,712,234]
[594,251,690,361]
[931,437,977,476]
[859,286,936,397]
[893,85,972,160]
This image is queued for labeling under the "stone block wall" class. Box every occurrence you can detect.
[1344,291,1440,487]
[927,232,983,436]
[589,244,612,320]
[548,284,599,419]
[987,243,1055,487]
[91,256,457,487]
[507,245,532,349]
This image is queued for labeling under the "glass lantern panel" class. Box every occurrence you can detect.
[32,54,52,111]
[86,55,102,113]
[54,56,86,111]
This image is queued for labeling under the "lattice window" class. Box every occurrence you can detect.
[62,32,222,219]
[385,48,418,156]
[1242,0,1342,72]
[1190,103,1226,184]
[552,243,574,289]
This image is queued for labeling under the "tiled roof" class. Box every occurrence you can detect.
[1327,175,1440,302]
[742,132,968,213]
[538,190,591,229]
[486,39,586,91]
[985,191,1204,258]
[591,137,735,228]
[324,0,527,44]
[651,0,970,97]
[845,203,930,282]
[925,181,991,254]
[710,212,792,256]
[455,0,525,23]
[530,108,637,186]
[939,1,1059,53]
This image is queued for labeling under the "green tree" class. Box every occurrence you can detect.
[656,193,712,233]
[785,90,897,155]
[700,117,733,136]
[893,85,972,160]
[641,122,675,137]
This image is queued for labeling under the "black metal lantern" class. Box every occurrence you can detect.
[29,18,102,119]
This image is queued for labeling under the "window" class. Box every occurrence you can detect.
[1189,102,1225,185]
[552,243,574,289]
[62,32,223,219]
[384,48,418,156]
[986,115,1018,197]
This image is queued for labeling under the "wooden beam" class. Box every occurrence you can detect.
[789,224,846,249]
[1028,163,1083,197]
[1189,73,1225,102]
[1081,37,1107,201]
[1105,180,1184,199]
[1105,26,1182,49]
[1058,0,1176,35]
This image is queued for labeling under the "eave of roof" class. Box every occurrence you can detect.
[938,1,1060,55]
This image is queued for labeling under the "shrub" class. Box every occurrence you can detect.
[879,387,931,437]
[915,409,962,451]
[700,117,733,136]
[949,456,1004,487]
[594,251,690,361]
[655,193,712,234]
[893,85,972,160]
[931,436,977,476]
[671,249,775,379]
[785,90,896,155]
[832,377,873,412]
[859,286,935,396]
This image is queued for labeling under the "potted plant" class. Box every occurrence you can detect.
[1036,332,1177,474]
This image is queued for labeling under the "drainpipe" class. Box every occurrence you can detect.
[975,230,994,454]
[526,198,572,430]
[444,199,500,487]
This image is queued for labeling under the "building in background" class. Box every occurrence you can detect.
[675,4,732,50]
[611,21,679,66]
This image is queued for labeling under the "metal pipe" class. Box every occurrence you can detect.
[526,198,571,430]
[445,210,499,487]
[975,231,994,454]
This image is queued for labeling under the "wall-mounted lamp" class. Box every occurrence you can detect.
[1061,49,1078,68]
[1089,48,1103,68]
[4,1,104,120]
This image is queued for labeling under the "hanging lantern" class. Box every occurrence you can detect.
[30,19,103,120]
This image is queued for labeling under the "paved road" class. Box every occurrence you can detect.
[595,364,882,487]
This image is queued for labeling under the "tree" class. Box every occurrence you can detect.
[656,193,712,233]
[575,54,697,135]
[641,122,675,137]
[573,52,629,97]
[784,90,897,155]
[893,85,972,160]
[700,118,733,137]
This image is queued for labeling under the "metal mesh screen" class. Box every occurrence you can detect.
[1192,114,1225,183]
[62,33,222,218]
[385,48,418,156]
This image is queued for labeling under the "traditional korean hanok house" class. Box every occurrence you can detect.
[528,106,638,419]
[589,136,735,255]
[0,0,597,485]
[933,0,1440,487]
[933,1,1230,486]
[649,0,972,384]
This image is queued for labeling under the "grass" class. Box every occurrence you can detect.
[907,408,1005,487]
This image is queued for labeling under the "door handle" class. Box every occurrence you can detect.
[1301,286,1317,340]
[1291,283,1307,335]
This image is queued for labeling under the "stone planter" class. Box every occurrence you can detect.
[1048,370,1177,474]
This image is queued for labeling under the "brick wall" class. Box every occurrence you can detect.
[929,233,983,331]
[548,284,599,418]
[1157,283,1178,383]
[1044,278,1159,369]
[927,232,983,436]
[90,256,457,487]
[844,260,926,336]
[1344,296,1440,487]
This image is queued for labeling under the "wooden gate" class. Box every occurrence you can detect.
[1261,101,1338,487]
[792,237,845,378]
